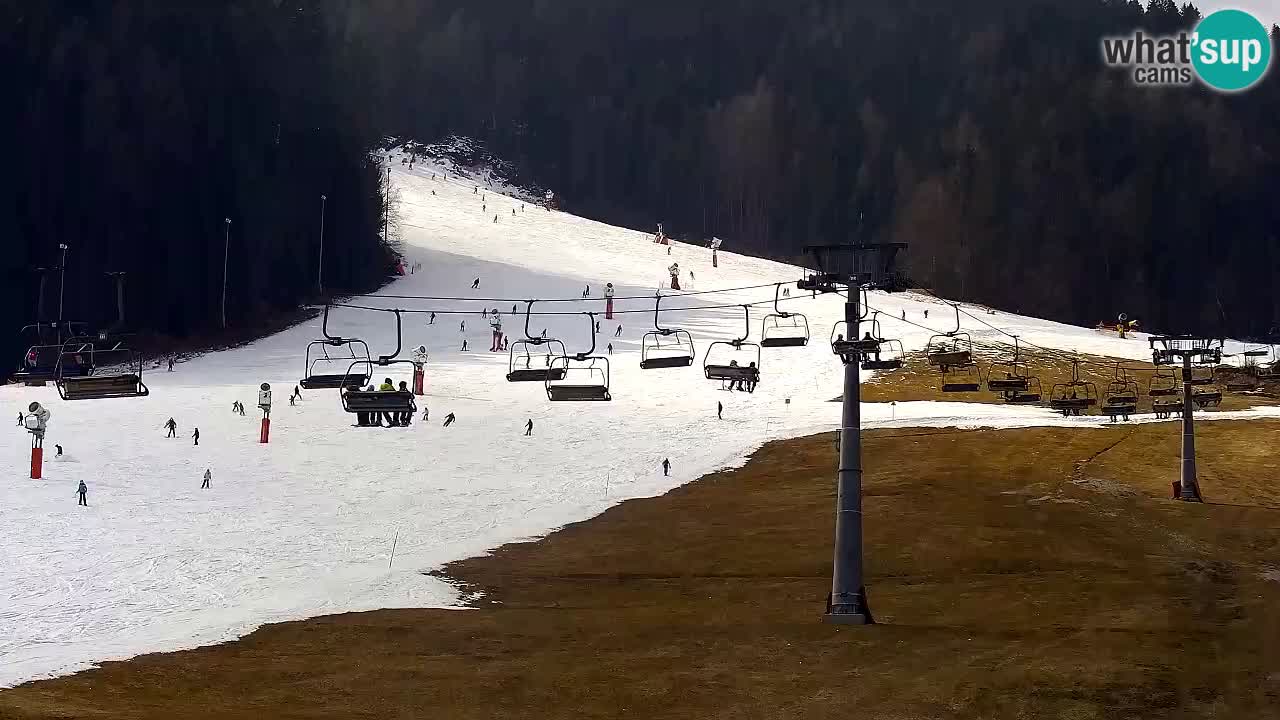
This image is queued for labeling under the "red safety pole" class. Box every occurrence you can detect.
[30,445,43,479]
[413,363,425,395]
[260,416,270,444]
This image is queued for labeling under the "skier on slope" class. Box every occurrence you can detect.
[443,412,456,427]
[164,417,177,438]
[662,458,671,476]
[718,401,723,420]
[471,278,480,289]
[429,312,436,325]
[668,263,681,290]
[76,480,88,506]
[524,419,534,436]
[192,427,200,446]
[202,469,212,489]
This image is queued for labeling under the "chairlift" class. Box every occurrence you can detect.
[300,306,373,390]
[1147,366,1180,397]
[985,336,1040,402]
[339,309,417,417]
[547,313,611,401]
[926,303,974,370]
[1102,363,1139,420]
[507,300,568,382]
[13,322,95,384]
[704,305,762,390]
[640,294,696,369]
[56,340,149,401]
[760,283,810,348]
[1049,359,1098,416]
[941,364,981,393]
[1152,399,1183,420]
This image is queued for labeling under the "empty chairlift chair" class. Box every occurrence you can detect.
[704,305,762,391]
[926,304,974,371]
[547,313,612,401]
[640,294,696,369]
[56,341,149,401]
[300,306,373,391]
[759,283,810,348]
[506,300,568,382]
[1147,367,1180,398]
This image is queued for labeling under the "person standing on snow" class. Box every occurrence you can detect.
[55,444,64,457]
[607,343,613,355]
[76,480,88,506]
[202,469,212,489]
[164,417,177,438]
[168,357,175,372]
[429,312,436,325]
[717,401,723,420]
[524,419,534,436]
[595,319,601,334]
[490,314,504,352]
[16,412,23,427]
[662,458,671,477]
[192,427,200,446]
[460,320,466,333]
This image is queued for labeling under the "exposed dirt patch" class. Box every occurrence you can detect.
[4,422,1280,719]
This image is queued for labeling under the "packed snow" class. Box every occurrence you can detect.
[1,149,1273,688]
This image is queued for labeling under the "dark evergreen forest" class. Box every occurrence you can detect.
[0,2,394,376]
[363,0,1280,337]
[4,0,1278,382]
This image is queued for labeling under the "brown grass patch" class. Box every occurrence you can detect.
[4,422,1280,719]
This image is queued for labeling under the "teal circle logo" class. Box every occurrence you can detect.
[1192,9,1272,91]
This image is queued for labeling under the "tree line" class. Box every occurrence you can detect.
[0,1,395,376]
[360,0,1280,338]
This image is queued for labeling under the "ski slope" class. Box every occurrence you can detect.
[1,150,1272,687]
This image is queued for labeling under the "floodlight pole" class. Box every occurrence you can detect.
[829,284,871,624]
[1179,352,1198,501]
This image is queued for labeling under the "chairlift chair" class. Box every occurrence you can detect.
[985,336,1038,399]
[759,283,810,348]
[704,306,762,390]
[56,341,149,401]
[1152,399,1183,419]
[547,313,612,401]
[1103,363,1140,405]
[506,300,568,382]
[640,294,696,369]
[941,364,981,393]
[1147,367,1180,397]
[300,306,373,390]
[14,321,96,383]
[1049,360,1098,416]
[926,304,973,370]
[830,322,882,365]
[1006,376,1043,404]
[862,339,904,371]
[338,309,417,417]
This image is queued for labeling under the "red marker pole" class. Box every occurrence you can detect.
[30,443,42,480]
[413,363,425,396]
[260,416,270,444]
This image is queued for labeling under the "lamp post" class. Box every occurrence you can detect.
[56,244,68,333]
[221,218,231,330]
[318,194,327,295]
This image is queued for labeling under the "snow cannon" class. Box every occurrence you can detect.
[25,401,50,479]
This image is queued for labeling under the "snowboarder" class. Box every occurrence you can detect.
[662,458,671,476]
[524,419,534,436]
[471,278,480,289]
[429,312,436,325]
[192,427,200,446]
[165,417,177,438]
[443,412,456,427]
[717,401,723,420]
[55,444,63,457]
[76,480,88,506]
[202,469,211,489]
[615,324,623,337]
